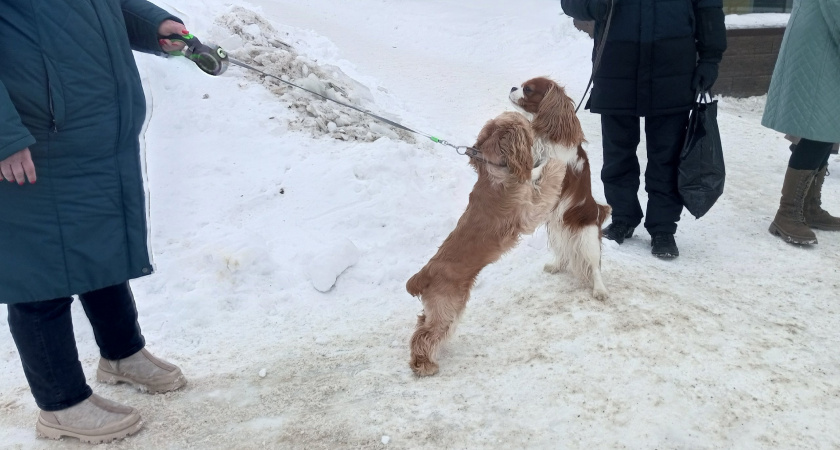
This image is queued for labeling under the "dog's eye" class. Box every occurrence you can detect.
[523,86,532,94]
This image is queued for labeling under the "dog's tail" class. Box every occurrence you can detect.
[406,267,431,297]
[597,203,611,227]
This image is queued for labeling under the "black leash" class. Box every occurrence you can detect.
[575,0,615,113]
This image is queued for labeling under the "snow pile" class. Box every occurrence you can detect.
[306,238,361,292]
[725,13,790,29]
[207,6,413,143]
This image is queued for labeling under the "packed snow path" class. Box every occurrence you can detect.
[2,1,838,448]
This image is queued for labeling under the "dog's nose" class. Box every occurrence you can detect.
[510,87,518,93]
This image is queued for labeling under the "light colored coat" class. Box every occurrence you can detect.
[762,0,840,143]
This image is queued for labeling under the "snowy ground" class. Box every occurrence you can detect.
[2,1,839,448]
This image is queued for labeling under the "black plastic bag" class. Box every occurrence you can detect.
[679,92,725,219]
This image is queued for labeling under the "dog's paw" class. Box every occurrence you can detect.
[592,287,609,301]
[543,262,562,274]
[410,355,439,377]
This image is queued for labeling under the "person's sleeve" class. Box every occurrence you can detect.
[817,0,840,47]
[0,81,36,161]
[561,0,610,22]
[693,0,727,64]
[120,0,183,54]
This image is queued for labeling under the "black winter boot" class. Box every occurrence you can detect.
[650,232,679,259]
[769,167,818,244]
[603,221,635,244]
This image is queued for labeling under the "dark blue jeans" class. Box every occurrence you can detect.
[600,112,690,235]
[7,282,145,411]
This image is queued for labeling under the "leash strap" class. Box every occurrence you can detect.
[575,0,615,113]
[227,58,504,167]
[228,58,476,152]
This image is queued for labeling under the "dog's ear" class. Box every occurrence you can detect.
[497,118,534,183]
[474,119,498,151]
[534,83,585,147]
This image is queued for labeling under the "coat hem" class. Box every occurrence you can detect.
[589,105,693,117]
[0,269,154,305]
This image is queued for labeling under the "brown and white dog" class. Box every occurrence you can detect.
[406,112,567,376]
[510,77,611,300]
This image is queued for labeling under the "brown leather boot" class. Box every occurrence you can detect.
[804,165,840,230]
[769,167,818,244]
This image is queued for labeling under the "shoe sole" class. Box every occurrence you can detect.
[97,368,186,394]
[768,223,817,245]
[36,415,142,444]
[808,223,840,231]
[652,252,678,259]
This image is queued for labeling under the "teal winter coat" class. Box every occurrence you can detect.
[0,0,179,304]
[761,0,840,143]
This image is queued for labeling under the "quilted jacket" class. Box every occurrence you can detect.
[0,0,179,304]
[762,0,840,143]
[561,0,727,116]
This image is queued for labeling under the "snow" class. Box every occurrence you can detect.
[2,0,839,448]
[725,13,790,29]
[306,238,361,293]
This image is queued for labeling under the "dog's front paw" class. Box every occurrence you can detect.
[410,355,439,377]
[592,287,609,301]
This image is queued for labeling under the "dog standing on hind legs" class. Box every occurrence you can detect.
[406,112,567,376]
[510,77,611,300]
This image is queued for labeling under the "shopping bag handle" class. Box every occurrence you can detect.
[695,89,713,104]
[684,89,710,152]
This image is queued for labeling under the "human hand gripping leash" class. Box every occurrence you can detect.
[164,34,501,166]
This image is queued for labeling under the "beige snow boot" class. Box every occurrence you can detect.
[804,165,840,230]
[36,394,142,444]
[769,167,818,244]
[97,348,186,394]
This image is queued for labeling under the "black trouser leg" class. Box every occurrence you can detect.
[789,138,834,170]
[7,298,92,411]
[601,114,644,227]
[78,282,145,360]
[643,112,689,234]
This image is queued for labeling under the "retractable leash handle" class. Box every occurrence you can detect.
[164,33,229,76]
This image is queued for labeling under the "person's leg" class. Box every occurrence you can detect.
[8,297,144,442]
[77,281,145,360]
[769,139,834,244]
[80,281,186,393]
[789,138,833,170]
[787,138,840,232]
[7,297,92,411]
[601,114,643,242]
[642,112,689,235]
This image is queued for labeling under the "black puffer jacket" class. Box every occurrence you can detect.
[562,0,727,116]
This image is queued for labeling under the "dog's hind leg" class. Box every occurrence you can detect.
[543,222,570,274]
[409,285,468,376]
[581,225,608,300]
